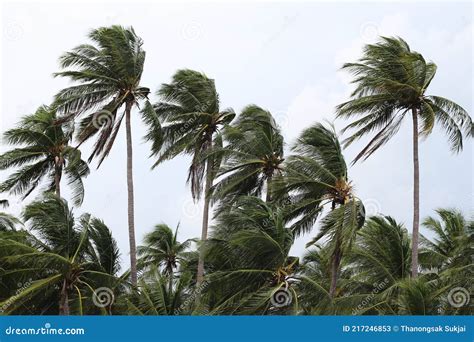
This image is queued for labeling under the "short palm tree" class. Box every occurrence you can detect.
[126,267,192,315]
[274,122,365,298]
[205,196,298,314]
[0,105,89,206]
[345,216,412,314]
[336,36,472,278]
[149,69,235,285]
[0,195,121,315]
[53,25,157,285]
[211,105,284,206]
[297,245,334,314]
[351,216,411,287]
[393,277,446,315]
[420,209,473,290]
[137,223,193,277]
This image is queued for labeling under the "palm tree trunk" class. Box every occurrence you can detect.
[411,108,420,278]
[54,157,62,197]
[59,280,70,315]
[168,270,174,295]
[125,101,138,286]
[265,175,273,202]
[196,145,214,286]
[329,242,341,298]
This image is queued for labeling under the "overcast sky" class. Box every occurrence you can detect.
[1,0,472,265]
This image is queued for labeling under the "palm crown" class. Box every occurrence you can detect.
[150,69,235,199]
[336,36,472,162]
[211,105,284,206]
[54,25,151,165]
[275,122,353,235]
[205,196,297,314]
[0,105,89,206]
[138,224,193,276]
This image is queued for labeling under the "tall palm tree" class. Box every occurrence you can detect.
[0,195,121,315]
[274,122,365,298]
[336,36,472,278]
[211,105,284,206]
[149,69,235,285]
[53,25,156,285]
[0,106,89,206]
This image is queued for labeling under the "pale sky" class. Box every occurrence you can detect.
[1,0,472,265]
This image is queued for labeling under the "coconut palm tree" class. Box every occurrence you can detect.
[419,209,473,312]
[0,106,89,206]
[0,195,121,315]
[336,36,472,278]
[126,267,193,315]
[343,216,412,314]
[274,122,365,298]
[204,196,298,314]
[351,216,411,287]
[137,223,193,277]
[149,69,235,285]
[211,105,284,206]
[53,25,157,285]
[392,277,447,315]
[297,245,335,314]
[307,200,364,299]
[420,209,473,272]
